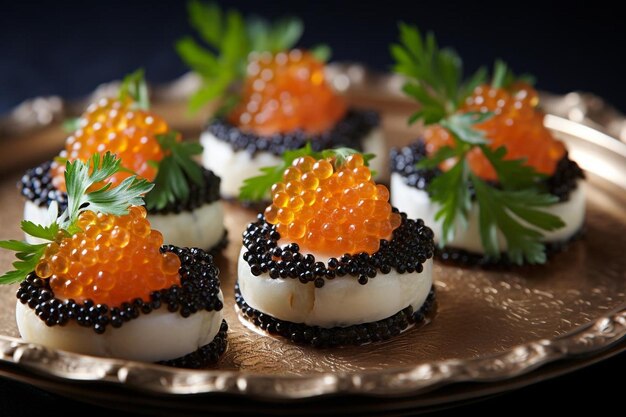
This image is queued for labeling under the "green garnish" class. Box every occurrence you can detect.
[471,172,563,265]
[62,69,149,134]
[247,13,304,54]
[117,70,205,210]
[60,152,153,232]
[391,22,487,124]
[119,68,150,110]
[0,153,153,284]
[491,59,536,90]
[422,139,565,264]
[310,44,332,62]
[239,143,374,202]
[177,1,328,113]
[0,240,48,285]
[144,132,204,211]
[62,118,81,133]
[393,24,564,264]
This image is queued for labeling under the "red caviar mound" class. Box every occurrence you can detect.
[228,49,347,136]
[264,154,401,255]
[35,206,180,307]
[51,97,170,191]
[424,82,566,180]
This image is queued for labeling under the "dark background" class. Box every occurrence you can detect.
[1,0,625,113]
[0,0,624,415]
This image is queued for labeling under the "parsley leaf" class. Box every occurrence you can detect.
[480,145,546,190]
[145,132,204,211]
[20,221,61,242]
[63,118,81,133]
[321,147,375,168]
[310,44,332,62]
[239,144,374,202]
[491,59,536,89]
[0,242,47,284]
[119,68,150,110]
[425,144,566,264]
[1,153,153,284]
[178,1,309,113]
[239,143,317,202]
[428,157,472,244]
[248,16,303,53]
[391,23,486,122]
[62,152,153,230]
[423,130,565,264]
[472,173,565,264]
[440,112,492,145]
[415,146,456,170]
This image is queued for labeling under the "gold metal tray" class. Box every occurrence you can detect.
[0,66,624,415]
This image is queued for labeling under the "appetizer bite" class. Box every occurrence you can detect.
[389,25,585,265]
[3,154,226,367]
[177,1,385,201]
[20,71,226,252]
[237,148,435,347]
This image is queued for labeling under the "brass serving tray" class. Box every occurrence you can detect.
[0,66,624,415]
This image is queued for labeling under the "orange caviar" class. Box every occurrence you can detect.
[424,82,566,180]
[51,97,170,191]
[264,154,401,255]
[228,49,347,136]
[35,206,180,307]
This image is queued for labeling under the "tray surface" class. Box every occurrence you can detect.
[0,67,624,412]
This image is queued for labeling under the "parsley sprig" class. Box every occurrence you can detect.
[119,69,150,110]
[144,132,204,210]
[491,59,536,90]
[391,22,487,124]
[0,153,153,284]
[394,24,564,264]
[177,1,329,113]
[420,138,565,264]
[0,221,59,285]
[239,143,374,202]
[118,71,205,211]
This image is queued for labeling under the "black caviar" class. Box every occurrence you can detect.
[20,161,68,212]
[148,167,221,215]
[390,140,585,202]
[235,284,435,348]
[20,161,221,215]
[545,155,586,201]
[437,228,585,268]
[242,211,435,287]
[205,109,380,156]
[157,320,228,368]
[16,246,223,334]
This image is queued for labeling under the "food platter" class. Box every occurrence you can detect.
[0,65,625,414]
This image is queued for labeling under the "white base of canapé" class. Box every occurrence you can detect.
[147,201,225,250]
[390,173,586,254]
[237,246,432,328]
[200,127,387,199]
[15,291,224,362]
[23,200,226,250]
